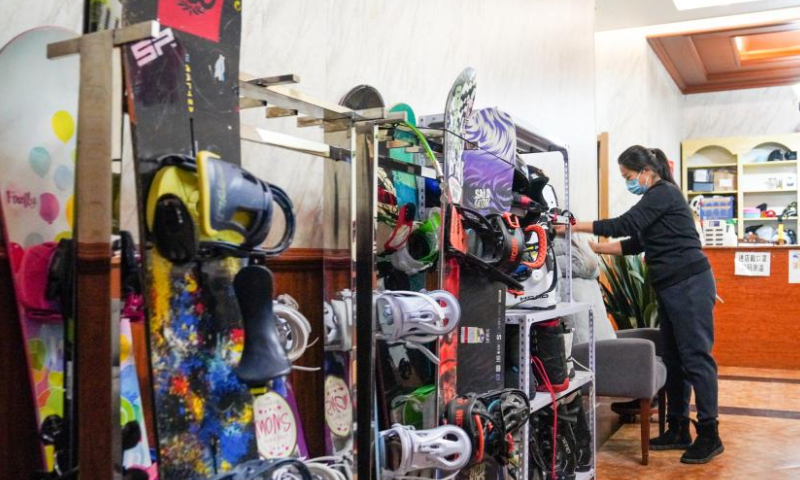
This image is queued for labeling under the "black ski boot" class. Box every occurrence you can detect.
[681,419,724,464]
[565,393,592,472]
[650,416,692,451]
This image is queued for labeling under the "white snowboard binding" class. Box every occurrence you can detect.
[379,424,471,480]
[375,290,460,363]
[323,289,354,352]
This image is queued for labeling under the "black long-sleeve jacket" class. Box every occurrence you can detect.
[593,180,710,292]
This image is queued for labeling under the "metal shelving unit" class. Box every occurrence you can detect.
[507,304,596,480]
[511,119,596,480]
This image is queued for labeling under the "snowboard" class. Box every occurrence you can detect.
[121,2,304,478]
[456,107,517,395]
[0,27,79,474]
[375,101,443,432]
[436,67,476,415]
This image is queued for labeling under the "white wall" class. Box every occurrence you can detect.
[240,0,598,246]
[683,86,800,139]
[2,0,598,247]
[595,27,683,219]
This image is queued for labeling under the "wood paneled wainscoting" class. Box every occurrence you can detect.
[0,246,334,478]
[706,246,800,370]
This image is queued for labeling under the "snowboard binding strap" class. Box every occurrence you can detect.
[273,294,314,363]
[379,424,471,480]
[210,458,312,480]
[375,290,460,363]
[233,265,292,387]
[384,204,415,252]
[305,456,353,480]
[145,151,295,263]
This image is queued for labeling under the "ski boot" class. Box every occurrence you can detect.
[530,320,570,393]
[507,223,558,309]
[323,289,353,351]
[375,290,460,363]
[534,403,577,480]
[273,294,313,363]
[145,151,295,263]
[379,424,471,480]
[233,265,292,387]
[563,392,592,472]
[389,208,441,275]
[211,458,312,480]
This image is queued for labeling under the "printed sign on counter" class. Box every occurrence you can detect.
[734,251,771,277]
[790,251,800,284]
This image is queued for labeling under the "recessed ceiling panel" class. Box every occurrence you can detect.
[648,19,800,93]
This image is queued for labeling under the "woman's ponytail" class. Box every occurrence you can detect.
[649,148,675,185]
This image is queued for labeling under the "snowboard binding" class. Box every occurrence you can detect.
[390,384,437,429]
[323,289,354,351]
[273,294,314,363]
[145,151,295,263]
[375,290,460,363]
[210,458,313,480]
[15,242,63,321]
[233,265,292,387]
[447,205,525,291]
[379,424,471,480]
[119,231,144,322]
[388,208,441,275]
[443,389,530,466]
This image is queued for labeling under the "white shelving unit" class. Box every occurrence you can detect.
[682,133,800,239]
[507,303,596,480]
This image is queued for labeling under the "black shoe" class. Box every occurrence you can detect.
[681,419,724,464]
[649,417,692,451]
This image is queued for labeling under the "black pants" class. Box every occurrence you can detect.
[657,268,719,423]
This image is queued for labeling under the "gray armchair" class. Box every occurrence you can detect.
[573,328,666,465]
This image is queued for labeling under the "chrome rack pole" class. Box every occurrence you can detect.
[47,21,158,480]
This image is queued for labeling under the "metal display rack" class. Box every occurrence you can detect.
[41,19,593,479]
[508,119,597,480]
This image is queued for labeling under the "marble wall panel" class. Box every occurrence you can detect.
[2,0,598,247]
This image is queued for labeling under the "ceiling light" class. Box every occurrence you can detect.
[673,0,765,11]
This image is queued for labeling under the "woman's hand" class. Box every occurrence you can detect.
[589,240,623,256]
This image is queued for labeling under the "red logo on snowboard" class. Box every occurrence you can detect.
[158,0,223,42]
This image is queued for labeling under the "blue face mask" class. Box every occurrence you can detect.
[626,171,647,196]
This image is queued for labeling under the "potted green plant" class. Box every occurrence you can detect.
[599,254,658,330]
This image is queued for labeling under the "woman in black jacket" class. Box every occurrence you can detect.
[572,145,723,464]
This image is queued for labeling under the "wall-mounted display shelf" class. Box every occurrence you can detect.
[682,133,800,239]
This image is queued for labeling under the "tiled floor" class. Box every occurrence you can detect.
[597,367,800,480]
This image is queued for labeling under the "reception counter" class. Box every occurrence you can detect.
[705,246,800,370]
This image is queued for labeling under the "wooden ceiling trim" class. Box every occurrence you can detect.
[648,18,800,94]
